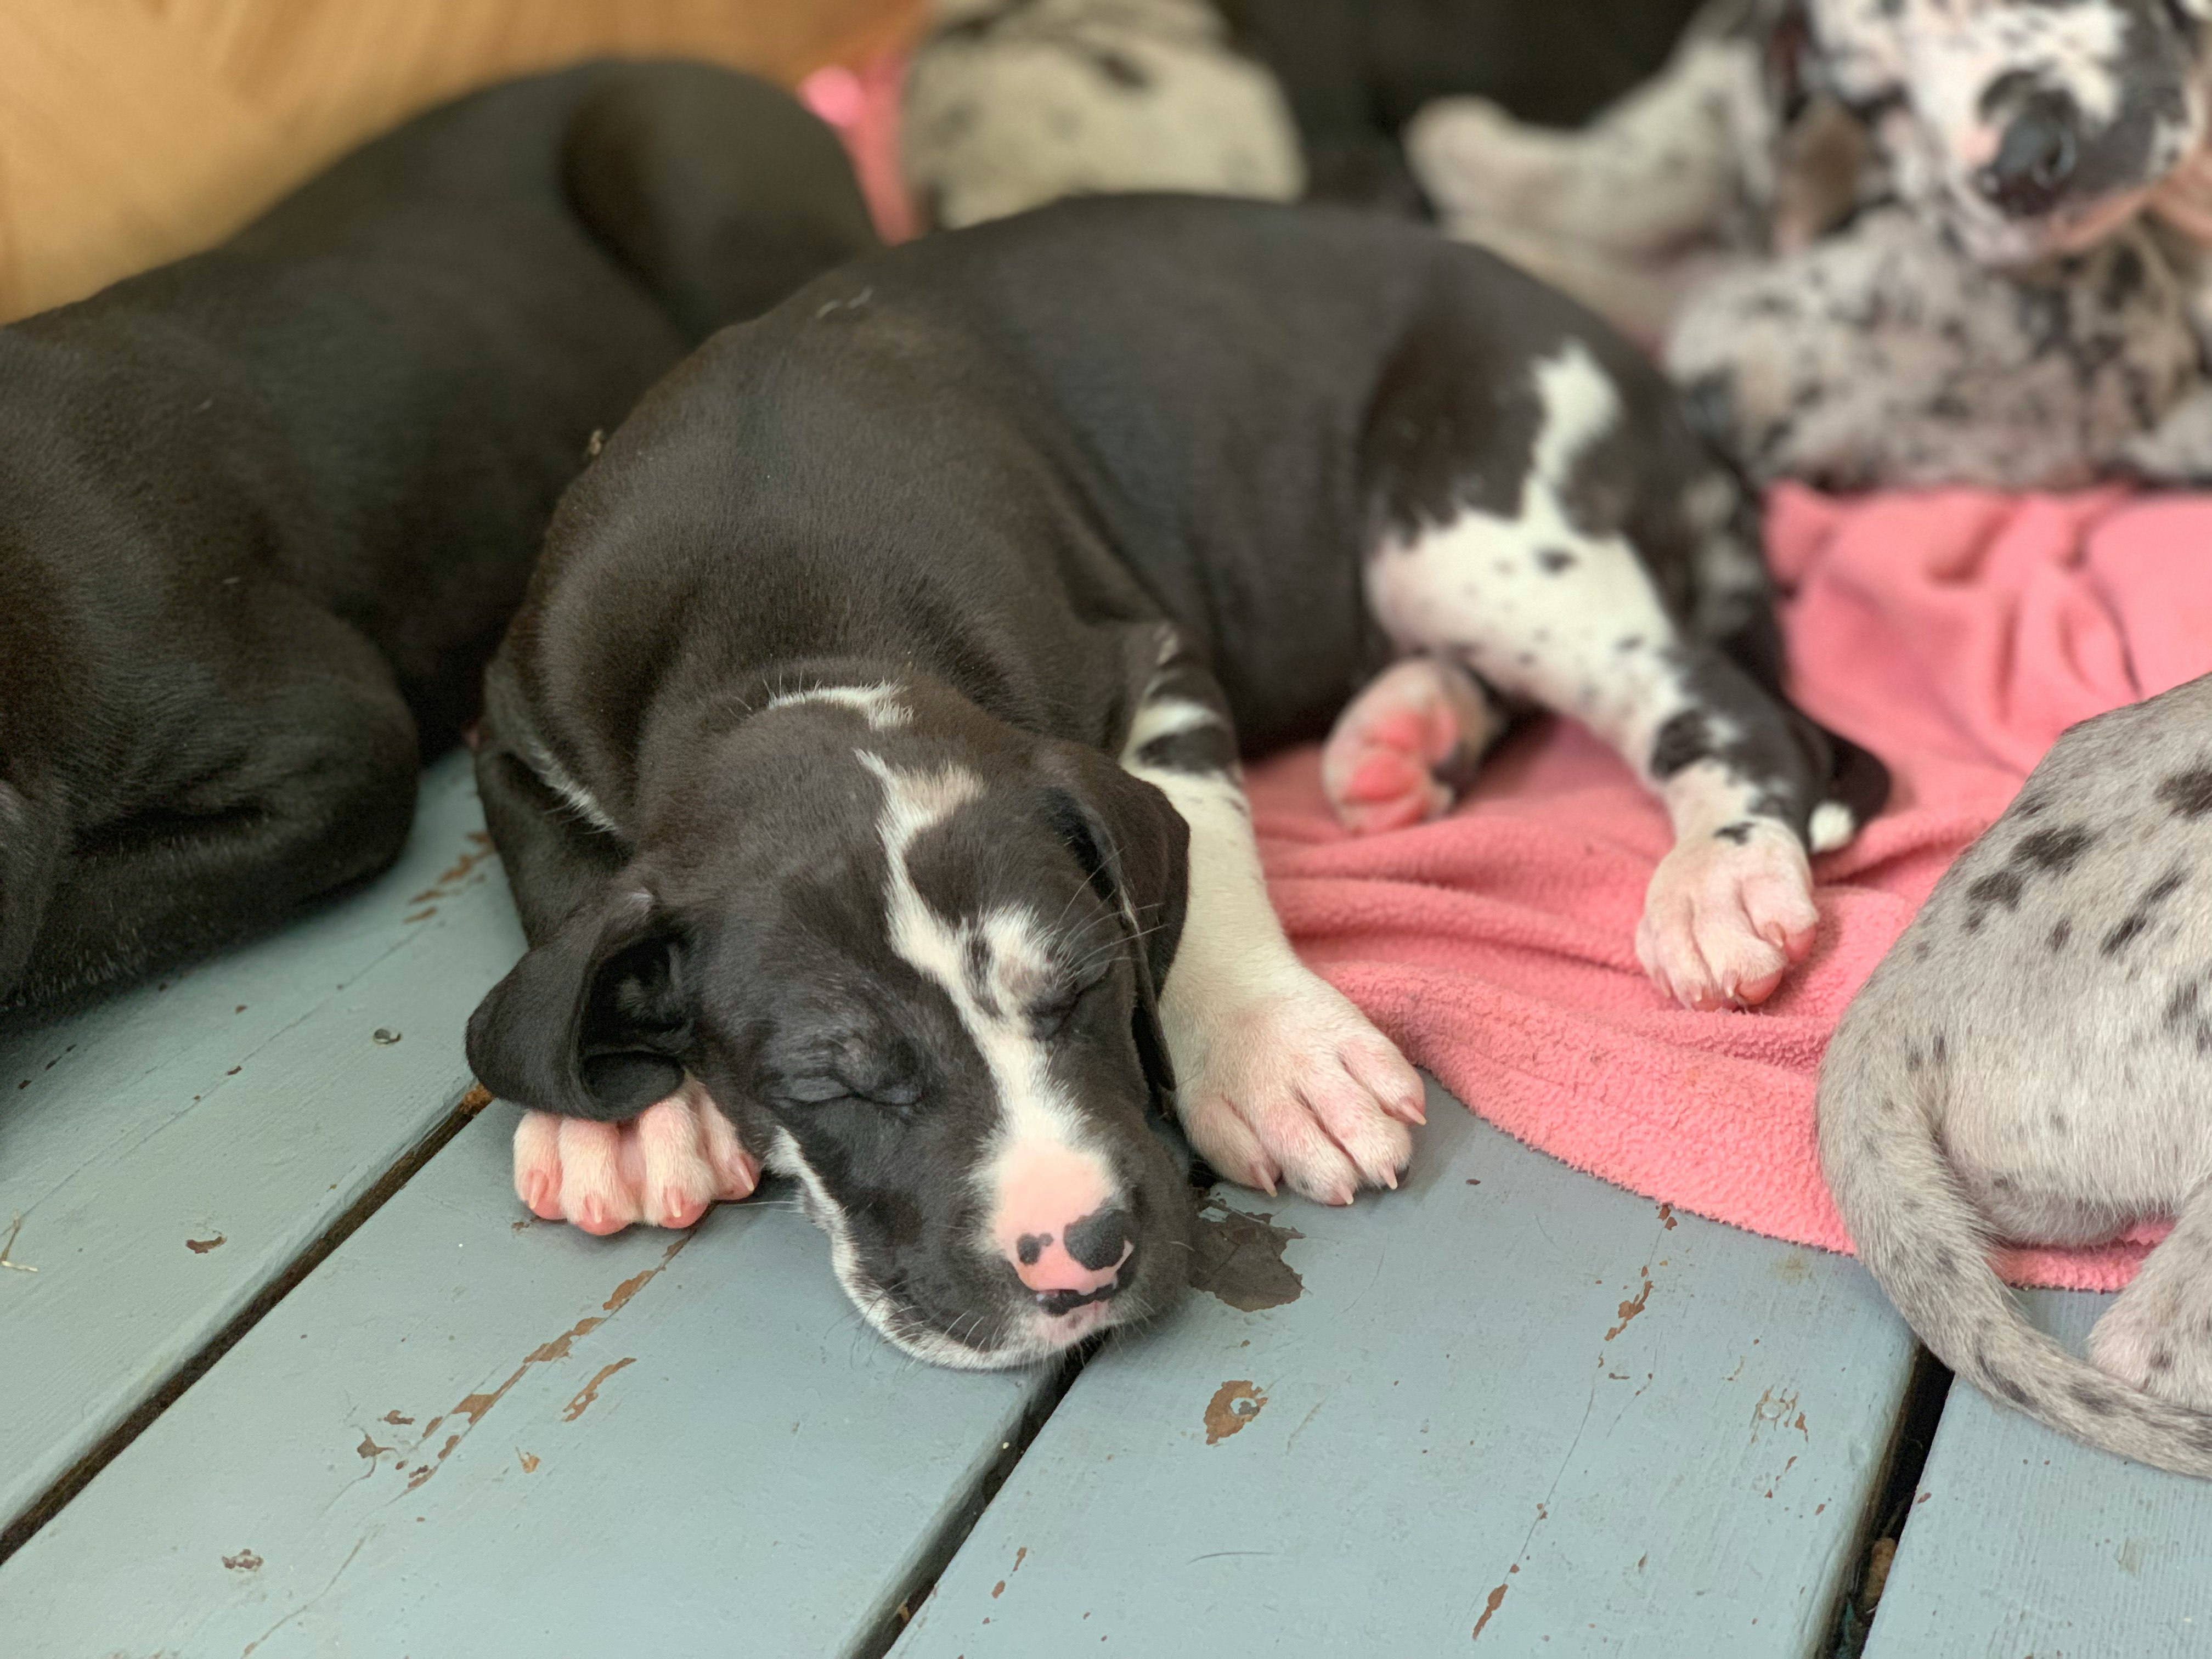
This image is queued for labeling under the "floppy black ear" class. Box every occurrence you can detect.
[465,885,691,1122]
[1041,746,1191,1118]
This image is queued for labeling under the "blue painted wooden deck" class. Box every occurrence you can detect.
[3,763,2208,1656]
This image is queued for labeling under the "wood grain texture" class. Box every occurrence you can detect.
[0,0,922,321]
[893,1088,1920,1659]
[0,1102,1051,1657]
[1866,1291,2212,1658]
[0,754,522,1533]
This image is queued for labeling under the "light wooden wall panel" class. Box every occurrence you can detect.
[0,0,922,321]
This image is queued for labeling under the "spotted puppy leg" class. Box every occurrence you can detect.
[1365,339,1832,1010]
[511,1078,760,1235]
[1322,656,1506,834]
[1406,38,1755,261]
[2087,1178,2212,1413]
[1123,640,1424,1204]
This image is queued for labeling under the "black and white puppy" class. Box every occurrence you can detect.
[465,197,1886,1369]
[0,61,874,1006]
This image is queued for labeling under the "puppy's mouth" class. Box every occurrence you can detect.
[861,1276,1147,1372]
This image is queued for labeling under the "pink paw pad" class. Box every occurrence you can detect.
[1323,661,1490,837]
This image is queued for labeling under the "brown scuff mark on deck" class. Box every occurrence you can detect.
[409,836,497,906]
[393,1233,691,1492]
[1657,1203,1677,1230]
[403,907,438,924]
[186,1233,227,1254]
[562,1357,637,1422]
[380,1410,413,1426]
[223,1549,263,1572]
[1605,1268,1652,1340]
[1470,1582,1509,1642]
[517,1449,540,1473]
[1188,1199,1304,1312]
[356,1434,390,1462]
[1203,1380,1268,1444]
[458,1083,494,1115]
[1751,1386,1805,1442]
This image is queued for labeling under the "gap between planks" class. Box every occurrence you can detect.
[0,1080,494,1564]
[1826,1345,1955,1659]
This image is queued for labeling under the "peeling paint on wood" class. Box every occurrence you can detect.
[1202,1381,1267,1446]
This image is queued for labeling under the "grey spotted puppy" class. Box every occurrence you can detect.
[1821,674,2212,1477]
[902,0,1302,230]
[1416,0,2212,489]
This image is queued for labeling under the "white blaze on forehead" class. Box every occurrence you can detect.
[766,682,912,730]
[855,752,1113,1253]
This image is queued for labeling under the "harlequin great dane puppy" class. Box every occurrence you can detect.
[464,196,1887,1369]
[1413,0,2212,489]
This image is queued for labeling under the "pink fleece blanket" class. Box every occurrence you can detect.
[1252,486,2212,1291]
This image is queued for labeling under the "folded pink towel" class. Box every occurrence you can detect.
[1254,485,2212,1291]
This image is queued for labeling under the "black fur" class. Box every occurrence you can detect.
[0,61,874,1007]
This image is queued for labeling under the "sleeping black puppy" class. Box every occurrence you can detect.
[465,196,1886,1369]
[0,60,874,1007]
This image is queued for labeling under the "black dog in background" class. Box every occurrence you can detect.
[1226,0,1713,208]
[0,61,875,1007]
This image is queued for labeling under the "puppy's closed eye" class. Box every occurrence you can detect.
[777,1071,923,1110]
[1028,950,1124,1034]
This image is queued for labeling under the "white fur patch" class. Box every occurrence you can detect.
[519,733,622,836]
[1809,800,1856,855]
[1124,695,1223,753]
[855,752,1107,1257]
[766,682,911,730]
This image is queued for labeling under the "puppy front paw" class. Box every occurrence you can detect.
[1172,972,1423,1206]
[1636,820,1818,1010]
[511,1078,759,1235]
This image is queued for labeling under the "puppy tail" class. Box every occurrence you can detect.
[563,62,881,342]
[1819,1002,2212,1480]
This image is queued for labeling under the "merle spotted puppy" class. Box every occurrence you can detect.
[902,0,1305,230]
[1822,674,2212,1477]
[1415,0,2212,489]
[464,196,1886,1369]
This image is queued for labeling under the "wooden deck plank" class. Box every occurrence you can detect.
[0,1102,1049,1657]
[1864,1290,2212,1658]
[892,1087,1918,1659]
[0,752,520,1533]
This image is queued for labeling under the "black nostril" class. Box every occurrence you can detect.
[1062,1205,1135,1272]
[1979,95,2080,217]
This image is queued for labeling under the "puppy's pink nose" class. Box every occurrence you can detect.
[1008,1205,1137,1310]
